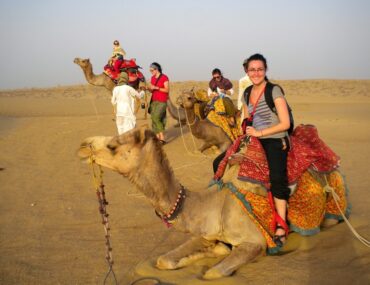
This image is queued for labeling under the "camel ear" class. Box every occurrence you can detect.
[138,124,152,144]
[87,58,90,62]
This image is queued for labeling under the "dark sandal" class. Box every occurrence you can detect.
[273,225,287,247]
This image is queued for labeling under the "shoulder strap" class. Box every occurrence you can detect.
[243,85,254,105]
[265,81,285,113]
[244,81,286,112]
[154,74,163,86]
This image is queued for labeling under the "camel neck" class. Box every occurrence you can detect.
[82,63,95,82]
[132,151,182,216]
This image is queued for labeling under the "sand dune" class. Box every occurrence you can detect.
[0,80,369,284]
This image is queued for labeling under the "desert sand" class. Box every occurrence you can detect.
[0,80,369,285]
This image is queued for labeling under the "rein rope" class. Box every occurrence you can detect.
[323,175,370,247]
[176,106,209,159]
[87,145,118,285]
[86,145,167,285]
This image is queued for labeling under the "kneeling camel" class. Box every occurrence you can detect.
[78,127,342,279]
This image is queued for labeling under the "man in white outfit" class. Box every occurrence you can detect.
[111,75,141,135]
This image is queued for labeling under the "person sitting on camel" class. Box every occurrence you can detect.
[207,68,238,127]
[104,40,126,79]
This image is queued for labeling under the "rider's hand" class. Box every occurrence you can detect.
[246,126,263,137]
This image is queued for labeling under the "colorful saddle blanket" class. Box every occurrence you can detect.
[104,58,144,83]
[223,170,350,254]
[214,124,340,188]
[212,124,349,253]
[206,98,242,142]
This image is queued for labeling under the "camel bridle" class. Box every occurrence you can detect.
[155,184,186,228]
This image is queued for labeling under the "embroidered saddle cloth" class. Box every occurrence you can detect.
[214,124,340,188]
[212,124,349,253]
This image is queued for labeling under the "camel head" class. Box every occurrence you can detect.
[176,89,198,109]
[73,57,91,68]
[78,126,161,177]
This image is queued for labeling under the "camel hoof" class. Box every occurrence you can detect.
[203,267,225,280]
[213,242,231,256]
[156,255,177,270]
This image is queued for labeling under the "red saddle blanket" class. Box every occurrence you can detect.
[214,124,340,188]
[104,58,144,82]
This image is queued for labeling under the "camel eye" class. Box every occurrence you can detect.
[107,143,117,154]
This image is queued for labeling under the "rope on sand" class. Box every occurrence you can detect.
[324,176,370,247]
[172,107,212,170]
[176,106,209,158]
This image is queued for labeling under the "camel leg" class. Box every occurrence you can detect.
[144,101,148,120]
[134,98,141,116]
[143,92,148,120]
[199,142,213,153]
[219,141,231,153]
[156,237,230,270]
[203,242,262,280]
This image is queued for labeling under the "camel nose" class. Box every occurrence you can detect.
[176,96,183,105]
[78,142,94,158]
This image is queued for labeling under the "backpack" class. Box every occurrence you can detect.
[243,81,294,134]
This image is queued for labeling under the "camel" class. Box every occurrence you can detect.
[74,57,148,118]
[78,127,344,279]
[73,57,187,122]
[177,90,232,152]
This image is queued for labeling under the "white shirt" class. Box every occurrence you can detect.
[207,87,234,98]
[111,85,140,118]
[238,75,252,110]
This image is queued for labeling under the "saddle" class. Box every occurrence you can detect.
[104,58,145,85]
[214,124,340,188]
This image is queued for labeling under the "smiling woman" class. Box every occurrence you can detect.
[241,53,292,247]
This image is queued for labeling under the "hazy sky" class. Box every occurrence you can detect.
[0,0,369,89]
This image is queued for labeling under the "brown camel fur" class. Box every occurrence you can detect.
[177,90,232,152]
[73,57,149,119]
[78,127,341,279]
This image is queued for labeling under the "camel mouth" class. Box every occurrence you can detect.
[77,142,95,160]
[73,58,79,64]
[176,96,184,107]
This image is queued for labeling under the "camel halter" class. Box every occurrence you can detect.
[175,98,210,159]
[155,184,186,228]
[87,144,118,285]
[85,145,169,285]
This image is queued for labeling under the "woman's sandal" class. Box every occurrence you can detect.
[273,225,287,247]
